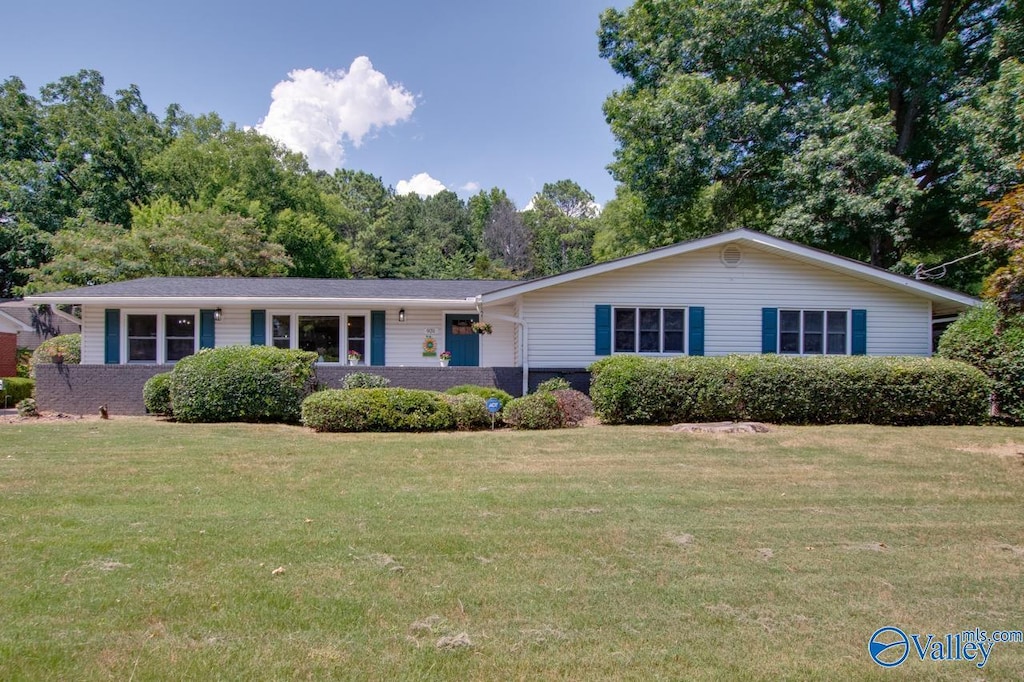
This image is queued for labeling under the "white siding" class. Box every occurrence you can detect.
[80,303,516,367]
[385,305,515,367]
[520,244,934,368]
[81,306,106,364]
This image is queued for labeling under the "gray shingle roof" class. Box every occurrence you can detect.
[28,277,518,301]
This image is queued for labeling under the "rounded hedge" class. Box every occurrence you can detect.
[441,393,493,430]
[170,346,317,423]
[444,384,514,409]
[30,334,81,377]
[142,372,174,416]
[590,355,991,426]
[0,377,34,405]
[341,372,392,389]
[503,392,564,429]
[938,304,1024,421]
[302,388,455,432]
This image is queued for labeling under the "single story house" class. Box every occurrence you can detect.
[25,229,979,414]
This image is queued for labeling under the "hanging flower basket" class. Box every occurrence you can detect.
[471,321,493,335]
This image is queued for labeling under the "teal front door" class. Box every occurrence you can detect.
[445,314,479,366]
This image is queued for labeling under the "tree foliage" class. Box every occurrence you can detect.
[974,160,1024,314]
[599,0,1023,268]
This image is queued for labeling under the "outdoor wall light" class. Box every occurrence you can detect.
[398,308,406,322]
[214,308,223,321]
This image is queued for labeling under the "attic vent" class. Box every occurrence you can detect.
[721,244,743,267]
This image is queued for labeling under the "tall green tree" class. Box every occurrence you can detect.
[524,180,598,276]
[599,0,1020,268]
[25,206,290,292]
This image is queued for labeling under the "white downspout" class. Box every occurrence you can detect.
[476,297,529,396]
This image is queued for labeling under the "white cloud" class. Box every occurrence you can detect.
[256,57,415,170]
[396,172,447,197]
[460,181,481,193]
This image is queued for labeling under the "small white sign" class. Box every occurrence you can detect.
[424,328,438,335]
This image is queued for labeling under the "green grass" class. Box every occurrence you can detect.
[1,420,1023,680]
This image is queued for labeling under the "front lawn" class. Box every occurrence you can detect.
[1,420,1022,680]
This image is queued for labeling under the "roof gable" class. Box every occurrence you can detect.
[480,229,979,311]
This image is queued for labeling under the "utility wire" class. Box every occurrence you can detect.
[913,250,985,281]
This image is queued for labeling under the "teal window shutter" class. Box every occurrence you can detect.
[251,310,266,346]
[688,307,705,356]
[104,309,120,364]
[199,309,216,349]
[370,311,386,366]
[851,309,867,355]
[595,305,611,356]
[761,308,778,354]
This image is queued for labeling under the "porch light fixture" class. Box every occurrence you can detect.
[398,308,406,322]
[213,308,223,321]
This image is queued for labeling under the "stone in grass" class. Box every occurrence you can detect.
[667,421,771,433]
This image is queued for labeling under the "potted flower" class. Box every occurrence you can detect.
[471,321,493,334]
[439,350,452,367]
[347,349,362,366]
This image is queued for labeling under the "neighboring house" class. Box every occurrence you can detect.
[0,299,81,351]
[24,229,979,414]
[0,309,32,377]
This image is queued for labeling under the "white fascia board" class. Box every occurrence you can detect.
[23,294,479,308]
[0,309,33,332]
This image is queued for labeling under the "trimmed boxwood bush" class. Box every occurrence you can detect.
[171,346,317,423]
[442,393,492,430]
[1,377,34,405]
[30,334,81,377]
[444,384,513,409]
[143,372,174,416]
[302,388,455,432]
[341,372,391,389]
[503,392,564,429]
[938,304,1024,421]
[590,355,991,426]
[536,377,572,393]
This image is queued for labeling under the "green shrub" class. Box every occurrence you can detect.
[938,304,1024,421]
[590,355,991,426]
[30,334,81,377]
[536,377,571,393]
[442,393,492,430]
[16,348,32,378]
[170,346,317,423]
[341,372,391,389]
[143,372,174,416]
[302,388,455,432]
[503,392,564,430]
[445,384,514,409]
[1,377,34,405]
[16,398,38,417]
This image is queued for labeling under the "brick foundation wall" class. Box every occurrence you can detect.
[35,364,169,416]
[34,364,533,416]
[34,364,595,417]
[0,332,16,378]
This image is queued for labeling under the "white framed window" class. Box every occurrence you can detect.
[125,311,197,364]
[165,314,196,362]
[267,312,367,363]
[779,310,848,355]
[127,314,158,362]
[613,307,686,354]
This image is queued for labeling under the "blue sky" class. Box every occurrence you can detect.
[4,0,628,208]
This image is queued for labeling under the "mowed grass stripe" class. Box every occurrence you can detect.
[1,420,1022,680]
